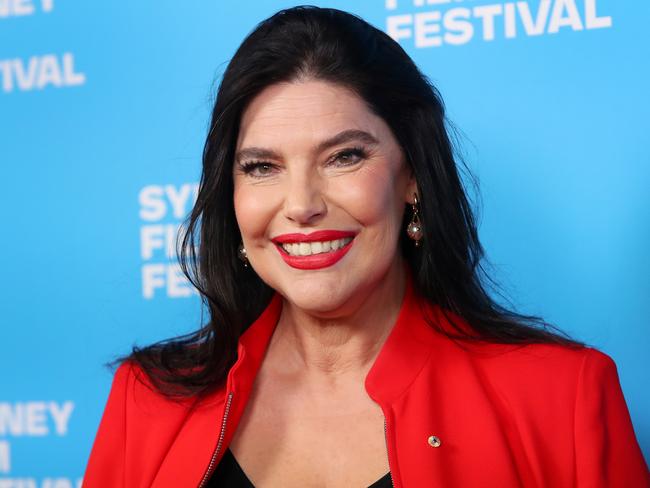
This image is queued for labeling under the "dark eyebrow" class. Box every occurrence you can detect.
[235,129,379,163]
[234,147,281,164]
[315,129,379,152]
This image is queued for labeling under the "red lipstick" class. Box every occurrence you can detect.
[271,230,356,270]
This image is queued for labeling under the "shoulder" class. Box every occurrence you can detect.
[106,361,206,415]
[473,341,603,374]
[466,341,615,397]
[85,362,228,486]
[447,340,627,430]
[454,341,633,432]
[415,301,626,407]
[420,301,604,384]
[88,361,197,448]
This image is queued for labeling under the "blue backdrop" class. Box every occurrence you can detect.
[1,0,647,482]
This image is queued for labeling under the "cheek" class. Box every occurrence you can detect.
[233,185,276,240]
[332,166,404,229]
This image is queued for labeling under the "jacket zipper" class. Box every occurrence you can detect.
[198,391,234,488]
[384,418,395,488]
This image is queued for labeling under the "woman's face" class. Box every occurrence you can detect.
[233,80,415,315]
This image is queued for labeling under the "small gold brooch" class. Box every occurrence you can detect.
[428,435,441,448]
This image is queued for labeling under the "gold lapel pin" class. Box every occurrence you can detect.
[428,435,441,448]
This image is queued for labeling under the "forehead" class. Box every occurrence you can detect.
[236,80,388,149]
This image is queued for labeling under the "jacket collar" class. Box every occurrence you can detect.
[164,274,442,486]
[228,272,439,405]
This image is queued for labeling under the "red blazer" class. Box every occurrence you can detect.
[84,280,649,487]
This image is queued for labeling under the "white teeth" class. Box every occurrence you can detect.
[299,242,311,256]
[281,237,353,256]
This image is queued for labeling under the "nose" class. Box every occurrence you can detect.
[282,169,327,225]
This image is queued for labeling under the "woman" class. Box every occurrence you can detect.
[83,6,648,487]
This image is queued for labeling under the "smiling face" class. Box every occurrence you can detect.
[233,80,416,315]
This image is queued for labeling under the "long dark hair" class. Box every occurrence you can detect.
[127,6,582,397]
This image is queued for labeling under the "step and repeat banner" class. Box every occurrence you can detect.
[1,0,648,482]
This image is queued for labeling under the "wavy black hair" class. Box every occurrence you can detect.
[126,6,582,397]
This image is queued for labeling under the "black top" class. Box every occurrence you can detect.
[207,448,392,487]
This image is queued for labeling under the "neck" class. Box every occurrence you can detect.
[270,260,407,381]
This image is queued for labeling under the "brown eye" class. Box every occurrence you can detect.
[255,163,274,175]
[333,147,367,167]
[240,161,277,178]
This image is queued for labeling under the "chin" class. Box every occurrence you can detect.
[279,267,395,318]
[279,278,354,315]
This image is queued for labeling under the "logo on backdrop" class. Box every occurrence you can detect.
[138,183,199,300]
[0,401,81,486]
[384,0,612,47]
[0,0,86,93]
